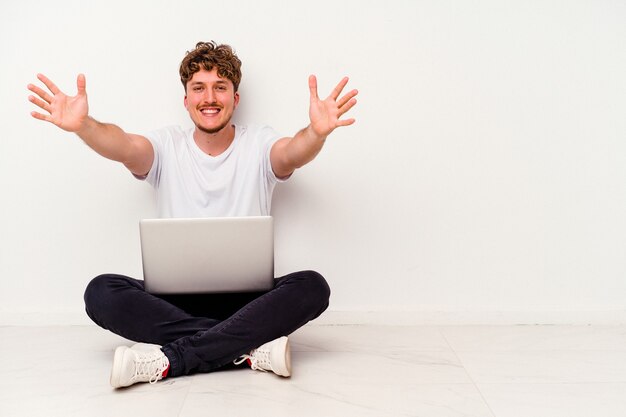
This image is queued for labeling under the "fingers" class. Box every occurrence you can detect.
[27,81,53,122]
[27,75,57,119]
[309,75,358,131]
[325,76,359,116]
[28,94,51,113]
[308,75,319,101]
[335,96,357,128]
[27,73,65,110]
[337,117,356,128]
[28,73,85,98]
[30,110,51,123]
[312,75,358,105]
[36,73,61,95]
[76,73,86,95]
[337,88,358,109]
[329,76,350,101]
[336,80,358,121]
[338,97,358,118]
[27,83,53,104]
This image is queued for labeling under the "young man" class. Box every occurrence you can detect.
[27,41,358,388]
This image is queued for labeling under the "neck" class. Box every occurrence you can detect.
[193,124,236,157]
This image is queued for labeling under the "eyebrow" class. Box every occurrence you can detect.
[190,80,229,86]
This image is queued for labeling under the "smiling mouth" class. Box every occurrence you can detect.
[200,107,221,115]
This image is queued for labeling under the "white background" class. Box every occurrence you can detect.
[1,0,625,324]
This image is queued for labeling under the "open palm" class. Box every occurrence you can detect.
[28,73,89,132]
[308,75,358,138]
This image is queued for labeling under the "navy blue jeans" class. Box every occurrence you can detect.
[84,270,330,377]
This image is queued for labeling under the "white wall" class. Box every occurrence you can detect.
[1,0,625,325]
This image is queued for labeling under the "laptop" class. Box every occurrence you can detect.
[140,216,275,294]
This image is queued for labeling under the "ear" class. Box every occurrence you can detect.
[234,92,240,109]
[184,95,189,110]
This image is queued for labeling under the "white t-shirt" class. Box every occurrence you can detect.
[140,124,286,218]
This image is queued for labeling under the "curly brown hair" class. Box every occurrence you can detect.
[179,41,242,92]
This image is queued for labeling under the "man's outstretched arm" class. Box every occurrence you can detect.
[28,73,153,176]
[270,75,358,178]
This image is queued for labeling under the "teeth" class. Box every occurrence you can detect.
[201,108,219,114]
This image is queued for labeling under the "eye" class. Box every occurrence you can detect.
[193,86,204,92]
[216,85,227,91]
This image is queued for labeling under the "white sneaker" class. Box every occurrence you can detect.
[131,342,162,351]
[110,343,170,388]
[234,336,292,377]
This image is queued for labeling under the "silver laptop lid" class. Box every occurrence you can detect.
[140,216,274,294]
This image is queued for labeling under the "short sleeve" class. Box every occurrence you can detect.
[135,126,180,187]
[259,125,291,183]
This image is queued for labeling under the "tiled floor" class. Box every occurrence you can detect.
[2,324,626,416]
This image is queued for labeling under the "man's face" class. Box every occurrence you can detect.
[184,68,240,135]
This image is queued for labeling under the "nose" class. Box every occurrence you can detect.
[203,88,217,104]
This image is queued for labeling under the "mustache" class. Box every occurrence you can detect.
[198,102,222,109]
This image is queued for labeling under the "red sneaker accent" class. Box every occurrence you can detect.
[162,365,170,378]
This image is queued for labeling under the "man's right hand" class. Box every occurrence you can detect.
[28,73,89,133]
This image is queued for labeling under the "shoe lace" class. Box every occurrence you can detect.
[134,351,169,384]
[234,348,272,372]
